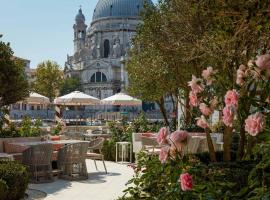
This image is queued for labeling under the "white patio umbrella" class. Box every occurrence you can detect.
[54,91,100,106]
[101,93,142,106]
[25,92,50,104]
[54,91,100,129]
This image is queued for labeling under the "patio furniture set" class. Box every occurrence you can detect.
[132,132,224,155]
[0,137,108,183]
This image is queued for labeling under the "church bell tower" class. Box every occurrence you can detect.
[73,7,87,53]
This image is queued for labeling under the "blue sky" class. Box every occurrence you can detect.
[0,0,157,68]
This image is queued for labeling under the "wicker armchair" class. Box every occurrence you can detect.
[86,138,107,174]
[22,144,54,183]
[58,143,89,180]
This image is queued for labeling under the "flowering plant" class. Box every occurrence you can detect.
[188,54,270,161]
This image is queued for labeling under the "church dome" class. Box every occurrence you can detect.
[92,0,152,21]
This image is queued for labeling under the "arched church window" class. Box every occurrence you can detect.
[102,73,107,82]
[90,74,95,82]
[104,39,110,58]
[96,72,102,82]
[90,72,107,83]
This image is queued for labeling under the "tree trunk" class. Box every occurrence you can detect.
[223,126,233,162]
[170,94,177,131]
[157,99,169,127]
[206,128,217,162]
[237,124,246,160]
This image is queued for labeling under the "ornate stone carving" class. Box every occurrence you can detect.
[113,36,121,58]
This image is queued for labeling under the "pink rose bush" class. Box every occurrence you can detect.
[236,65,247,86]
[245,112,265,136]
[199,103,212,116]
[159,146,170,163]
[255,54,270,70]
[202,66,217,85]
[170,130,188,144]
[222,105,236,127]
[179,173,193,191]
[189,91,199,107]
[157,127,169,145]
[188,75,204,94]
[196,115,209,129]
[224,90,239,108]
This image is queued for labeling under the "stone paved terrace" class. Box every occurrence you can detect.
[29,160,134,200]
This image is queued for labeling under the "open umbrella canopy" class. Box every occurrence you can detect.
[101,93,142,106]
[25,92,50,104]
[54,91,100,106]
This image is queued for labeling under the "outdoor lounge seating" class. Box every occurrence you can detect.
[86,137,107,174]
[58,142,89,180]
[22,143,54,183]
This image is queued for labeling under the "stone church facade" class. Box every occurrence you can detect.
[64,0,152,99]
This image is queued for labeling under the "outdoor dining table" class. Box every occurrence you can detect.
[0,153,14,161]
[9,140,89,146]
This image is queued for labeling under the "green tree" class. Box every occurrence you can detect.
[33,60,63,101]
[0,36,29,108]
[60,77,81,96]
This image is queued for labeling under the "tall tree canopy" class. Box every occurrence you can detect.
[60,77,81,96]
[33,60,63,101]
[0,36,29,107]
[127,0,270,127]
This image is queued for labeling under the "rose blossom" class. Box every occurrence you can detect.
[245,112,265,136]
[157,127,169,145]
[236,65,246,86]
[196,115,209,129]
[199,103,212,116]
[179,173,193,191]
[255,54,270,70]
[170,130,188,144]
[189,91,198,107]
[159,146,170,164]
[225,90,239,108]
[188,75,204,94]
[202,67,216,85]
[222,105,236,127]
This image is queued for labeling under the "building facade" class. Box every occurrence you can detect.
[64,0,152,99]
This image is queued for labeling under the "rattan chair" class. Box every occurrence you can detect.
[22,144,54,183]
[58,143,89,180]
[86,138,107,174]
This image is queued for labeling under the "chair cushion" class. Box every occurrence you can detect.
[142,133,156,137]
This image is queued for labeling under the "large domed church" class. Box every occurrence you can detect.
[64,0,152,99]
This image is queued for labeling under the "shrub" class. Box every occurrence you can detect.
[0,161,29,200]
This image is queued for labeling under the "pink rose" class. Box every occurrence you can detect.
[157,127,169,145]
[225,90,239,108]
[170,130,188,144]
[188,75,204,94]
[255,54,270,70]
[159,146,170,164]
[236,65,246,86]
[189,91,199,107]
[222,105,236,127]
[196,116,209,129]
[199,103,212,116]
[179,173,193,191]
[245,112,265,136]
[202,67,216,85]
